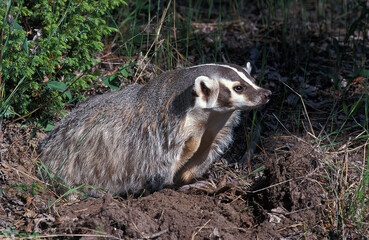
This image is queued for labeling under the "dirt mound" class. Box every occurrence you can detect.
[54,190,252,239]
[248,137,330,238]
[0,123,336,239]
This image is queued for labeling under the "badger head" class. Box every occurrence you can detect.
[192,63,271,112]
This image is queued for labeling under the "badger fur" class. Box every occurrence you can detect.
[38,63,271,197]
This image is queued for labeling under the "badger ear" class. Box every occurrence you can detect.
[244,62,252,75]
[193,76,219,108]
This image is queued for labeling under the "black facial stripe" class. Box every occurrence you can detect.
[243,71,253,81]
[218,82,232,107]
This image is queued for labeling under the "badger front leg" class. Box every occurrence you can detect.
[173,111,236,184]
[173,133,214,184]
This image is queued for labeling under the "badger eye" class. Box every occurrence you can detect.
[233,85,244,93]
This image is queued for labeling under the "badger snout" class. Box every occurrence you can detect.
[260,89,272,103]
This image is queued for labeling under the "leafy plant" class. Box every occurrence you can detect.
[102,64,133,90]
[0,0,126,125]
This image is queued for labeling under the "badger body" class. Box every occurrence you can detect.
[39,63,271,196]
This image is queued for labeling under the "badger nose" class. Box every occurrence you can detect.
[262,89,272,102]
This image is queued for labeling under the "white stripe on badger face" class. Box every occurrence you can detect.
[188,63,261,90]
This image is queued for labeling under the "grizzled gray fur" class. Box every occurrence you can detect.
[38,63,271,197]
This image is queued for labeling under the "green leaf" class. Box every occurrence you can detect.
[65,89,72,100]
[343,102,348,115]
[13,22,23,30]
[349,98,363,117]
[47,81,68,92]
[120,68,130,78]
[22,37,28,54]
[47,81,72,100]
[360,69,369,77]
[332,37,339,53]
[102,76,119,90]
[347,67,369,79]
[43,122,54,131]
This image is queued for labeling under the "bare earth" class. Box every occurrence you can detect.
[2,120,363,239]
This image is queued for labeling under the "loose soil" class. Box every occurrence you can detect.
[2,122,360,239]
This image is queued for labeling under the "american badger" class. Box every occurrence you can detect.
[38,63,271,197]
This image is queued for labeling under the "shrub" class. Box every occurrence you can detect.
[0,0,126,126]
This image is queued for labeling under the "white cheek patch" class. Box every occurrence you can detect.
[194,76,219,108]
[189,63,260,90]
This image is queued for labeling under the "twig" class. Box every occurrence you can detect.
[277,78,316,139]
[13,234,120,239]
[283,204,322,215]
[272,113,307,144]
[1,162,44,184]
[135,0,172,81]
[131,218,147,239]
[247,176,306,194]
[277,223,304,232]
[137,229,169,240]
[191,219,211,240]
[112,16,157,57]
